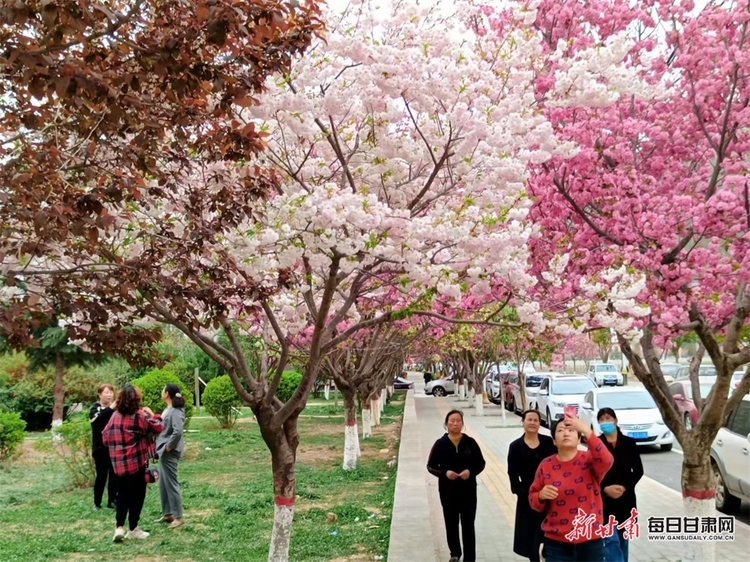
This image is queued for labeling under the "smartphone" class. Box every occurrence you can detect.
[563,405,577,418]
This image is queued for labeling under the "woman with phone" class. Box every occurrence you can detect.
[508,409,557,561]
[155,383,187,529]
[529,415,614,561]
[427,409,486,562]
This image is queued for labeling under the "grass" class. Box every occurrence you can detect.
[0,393,405,562]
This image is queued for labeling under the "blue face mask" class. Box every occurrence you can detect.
[600,422,617,435]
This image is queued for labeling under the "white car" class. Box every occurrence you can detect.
[711,394,750,513]
[536,374,597,426]
[425,374,455,397]
[578,387,674,451]
[511,372,558,415]
[588,363,624,386]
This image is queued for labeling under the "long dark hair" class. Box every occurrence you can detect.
[116,385,142,416]
[164,383,186,409]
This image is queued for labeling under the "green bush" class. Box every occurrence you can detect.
[0,411,26,461]
[35,415,94,487]
[276,370,303,403]
[202,375,243,428]
[131,368,194,425]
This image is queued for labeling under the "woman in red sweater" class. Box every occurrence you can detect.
[529,415,614,562]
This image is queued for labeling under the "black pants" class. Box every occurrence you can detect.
[116,467,147,531]
[440,487,477,562]
[93,449,118,507]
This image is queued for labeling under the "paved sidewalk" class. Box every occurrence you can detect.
[388,384,749,562]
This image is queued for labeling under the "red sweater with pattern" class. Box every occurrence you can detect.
[528,434,614,544]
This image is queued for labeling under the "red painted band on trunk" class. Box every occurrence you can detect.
[682,489,716,500]
[274,496,295,507]
[363,404,371,409]
[345,419,356,426]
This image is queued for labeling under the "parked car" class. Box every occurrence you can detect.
[588,363,623,386]
[669,380,715,430]
[656,362,681,383]
[393,377,414,390]
[425,374,455,397]
[486,367,512,404]
[579,387,674,451]
[674,365,717,380]
[510,372,557,415]
[536,374,596,426]
[503,373,519,410]
[711,394,750,513]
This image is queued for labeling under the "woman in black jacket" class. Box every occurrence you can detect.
[598,407,644,562]
[89,383,118,511]
[507,409,556,561]
[427,409,486,562]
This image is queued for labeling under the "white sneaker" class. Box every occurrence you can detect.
[113,528,125,542]
[125,528,150,540]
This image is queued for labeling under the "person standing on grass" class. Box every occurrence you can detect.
[508,409,557,562]
[597,407,643,562]
[529,415,614,562]
[102,384,164,543]
[154,383,186,529]
[90,383,118,511]
[427,409,486,562]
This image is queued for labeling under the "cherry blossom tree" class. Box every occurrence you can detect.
[480,1,750,556]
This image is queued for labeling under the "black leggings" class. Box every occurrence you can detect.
[116,468,147,531]
[93,449,118,507]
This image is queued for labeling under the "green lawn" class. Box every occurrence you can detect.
[0,395,405,562]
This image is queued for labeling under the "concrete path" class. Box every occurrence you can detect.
[388,383,750,562]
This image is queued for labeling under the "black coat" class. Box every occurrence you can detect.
[89,402,115,453]
[427,433,486,497]
[507,434,557,560]
[599,431,644,525]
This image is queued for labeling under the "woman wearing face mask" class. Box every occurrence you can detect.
[508,409,557,561]
[427,409,486,562]
[597,408,643,562]
[529,414,614,562]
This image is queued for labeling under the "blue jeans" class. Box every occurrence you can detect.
[603,529,629,561]
[544,538,605,562]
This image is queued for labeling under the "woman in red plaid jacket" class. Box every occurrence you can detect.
[102,384,164,543]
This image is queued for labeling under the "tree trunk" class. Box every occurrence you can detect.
[362,404,372,439]
[324,382,330,401]
[52,353,65,429]
[681,443,716,562]
[258,411,300,562]
[342,388,360,471]
[474,392,484,416]
[457,381,465,400]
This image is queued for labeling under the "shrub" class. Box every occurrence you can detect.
[202,375,243,428]
[0,411,26,461]
[276,370,303,403]
[35,415,94,487]
[131,368,194,425]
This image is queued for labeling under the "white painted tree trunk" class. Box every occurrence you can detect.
[362,408,372,438]
[500,388,507,424]
[458,383,465,400]
[682,497,716,562]
[268,501,295,562]
[324,384,330,401]
[370,399,379,426]
[379,392,385,412]
[343,423,360,470]
[474,394,484,416]
[468,386,475,407]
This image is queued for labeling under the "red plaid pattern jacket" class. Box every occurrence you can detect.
[102,410,164,477]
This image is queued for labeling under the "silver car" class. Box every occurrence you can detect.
[425,375,455,397]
